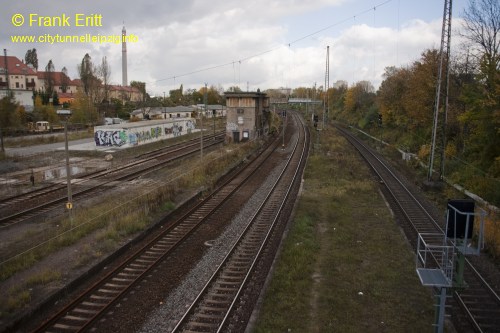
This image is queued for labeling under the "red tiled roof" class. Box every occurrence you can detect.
[0,56,37,75]
[37,71,74,85]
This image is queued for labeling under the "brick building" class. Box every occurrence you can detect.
[224,91,270,143]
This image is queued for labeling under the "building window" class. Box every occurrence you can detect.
[237,108,244,114]
[16,82,19,88]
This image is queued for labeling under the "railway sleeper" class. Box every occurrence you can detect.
[90,294,114,301]
[62,314,88,321]
[135,258,156,264]
[204,298,231,307]
[214,285,238,292]
[81,301,104,307]
[226,266,246,272]
[186,320,219,331]
[146,248,164,254]
[123,267,144,272]
[104,282,126,288]
[112,276,134,282]
[217,280,241,287]
[222,271,246,278]
[192,312,221,321]
[220,272,245,281]
[208,294,233,302]
[73,308,99,315]
[97,288,120,294]
[53,322,81,331]
[199,305,227,313]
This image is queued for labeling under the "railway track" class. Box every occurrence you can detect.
[0,133,224,228]
[30,114,306,333]
[336,125,500,332]
[172,113,308,332]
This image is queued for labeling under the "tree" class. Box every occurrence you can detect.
[70,89,98,125]
[78,53,95,96]
[61,66,70,93]
[227,86,243,93]
[52,91,59,106]
[342,81,376,126]
[44,59,55,96]
[169,85,183,104]
[24,48,38,70]
[77,54,103,120]
[461,0,500,92]
[0,95,19,130]
[130,81,146,102]
[377,66,408,127]
[459,0,500,172]
[97,56,111,103]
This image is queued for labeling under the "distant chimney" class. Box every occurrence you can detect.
[122,26,128,87]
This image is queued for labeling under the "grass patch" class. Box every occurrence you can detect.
[253,127,434,332]
[25,269,62,287]
[0,269,61,316]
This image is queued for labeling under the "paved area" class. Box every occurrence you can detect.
[4,138,121,157]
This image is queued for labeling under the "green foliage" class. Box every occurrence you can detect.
[0,95,18,129]
[330,45,500,206]
[24,48,38,70]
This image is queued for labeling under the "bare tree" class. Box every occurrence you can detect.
[461,0,500,89]
[98,56,111,103]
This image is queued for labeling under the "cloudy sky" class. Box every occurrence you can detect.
[2,0,469,97]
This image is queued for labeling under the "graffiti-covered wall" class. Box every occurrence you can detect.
[94,119,196,148]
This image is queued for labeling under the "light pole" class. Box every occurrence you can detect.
[201,83,207,160]
[162,92,166,119]
[212,109,216,140]
[282,110,286,149]
[64,117,73,225]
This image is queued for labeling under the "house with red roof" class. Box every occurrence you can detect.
[0,55,38,107]
[1,54,142,108]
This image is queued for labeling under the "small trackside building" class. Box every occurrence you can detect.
[224,91,270,143]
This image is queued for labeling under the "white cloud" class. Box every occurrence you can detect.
[2,0,467,96]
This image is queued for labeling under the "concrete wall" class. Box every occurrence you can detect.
[94,119,196,148]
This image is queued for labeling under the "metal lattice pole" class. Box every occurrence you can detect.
[428,0,452,181]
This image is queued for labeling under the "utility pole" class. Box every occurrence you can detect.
[428,0,452,182]
[324,45,330,129]
[64,120,73,225]
[1,49,10,152]
[201,83,207,160]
